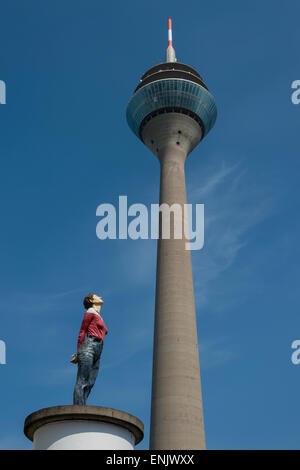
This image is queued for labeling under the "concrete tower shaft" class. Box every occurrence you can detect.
[126,19,217,450]
[150,141,206,450]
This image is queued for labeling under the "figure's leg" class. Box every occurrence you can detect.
[73,340,94,405]
[85,341,103,401]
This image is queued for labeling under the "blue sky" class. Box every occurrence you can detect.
[0,0,300,449]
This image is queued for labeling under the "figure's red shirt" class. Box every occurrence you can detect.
[77,309,108,352]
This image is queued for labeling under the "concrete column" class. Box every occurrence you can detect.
[149,145,205,450]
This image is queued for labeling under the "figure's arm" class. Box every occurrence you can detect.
[77,313,93,352]
[102,319,108,336]
[99,315,108,336]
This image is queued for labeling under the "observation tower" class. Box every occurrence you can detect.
[126,18,217,450]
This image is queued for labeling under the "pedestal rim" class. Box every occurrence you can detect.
[24,405,144,445]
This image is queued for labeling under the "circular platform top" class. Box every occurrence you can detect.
[24,405,144,445]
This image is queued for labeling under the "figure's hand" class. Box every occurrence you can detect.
[70,354,78,364]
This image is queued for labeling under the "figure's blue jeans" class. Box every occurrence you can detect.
[73,337,103,406]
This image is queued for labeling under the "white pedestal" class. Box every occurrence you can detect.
[24,405,144,450]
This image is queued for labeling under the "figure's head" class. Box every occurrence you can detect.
[83,293,104,312]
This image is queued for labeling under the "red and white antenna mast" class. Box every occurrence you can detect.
[166,18,177,63]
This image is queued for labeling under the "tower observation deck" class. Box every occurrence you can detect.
[126,19,217,450]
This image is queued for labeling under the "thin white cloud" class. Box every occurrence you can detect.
[198,338,235,370]
[0,288,87,315]
[42,364,76,386]
[189,157,274,313]
[0,434,30,450]
[191,161,240,200]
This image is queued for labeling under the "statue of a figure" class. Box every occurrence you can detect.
[71,293,108,405]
